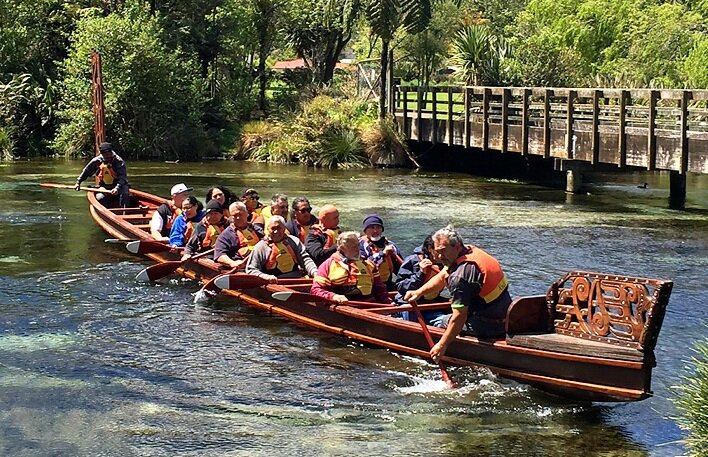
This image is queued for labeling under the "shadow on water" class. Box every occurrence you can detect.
[0,159,704,455]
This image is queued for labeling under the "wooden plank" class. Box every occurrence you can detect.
[464,87,471,148]
[544,89,551,158]
[483,88,491,151]
[566,89,575,159]
[506,333,645,362]
[648,90,657,171]
[416,86,423,140]
[447,86,454,145]
[521,89,530,156]
[502,88,510,153]
[431,86,438,145]
[619,90,627,168]
[680,91,690,174]
[591,90,600,164]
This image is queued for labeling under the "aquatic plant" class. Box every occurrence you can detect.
[361,116,412,167]
[317,127,367,169]
[675,334,708,457]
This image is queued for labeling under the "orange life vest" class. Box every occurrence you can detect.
[201,220,226,249]
[97,162,117,187]
[264,239,298,275]
[236,226,260,257]
[452,245,508,304]
[314,253,376,297]
[165,202,181,233]
[420,258,444,301]
[310,224,339,248]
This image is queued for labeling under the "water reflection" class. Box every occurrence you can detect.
[0,160,705,455]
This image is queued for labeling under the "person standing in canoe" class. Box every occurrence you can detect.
[74,141,130,208]
[405,225,512,362]
[285,196,318,243]
[181,199,228,260]
[169,195,204,247]
[305,204,341,266]
[359,214,403,291]
[214,201,263,270]
[245,216,317,282]
[150,183,192,242]
[310,231,391,304]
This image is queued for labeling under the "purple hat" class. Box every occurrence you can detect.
[362,214,384,231]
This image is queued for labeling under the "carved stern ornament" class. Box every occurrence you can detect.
[547,272,673,351]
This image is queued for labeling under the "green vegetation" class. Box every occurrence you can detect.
[676,335,708,457]
[1,0,706,160]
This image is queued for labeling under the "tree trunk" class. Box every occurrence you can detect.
[379,39,389,120]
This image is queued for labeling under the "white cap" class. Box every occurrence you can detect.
[170,183,193,195]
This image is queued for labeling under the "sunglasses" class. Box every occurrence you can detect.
[295,207,312,213]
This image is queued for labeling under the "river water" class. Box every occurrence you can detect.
[0,159,706,456]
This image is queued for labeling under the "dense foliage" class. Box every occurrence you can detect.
[676,335,708,457]
[1,0,706,159]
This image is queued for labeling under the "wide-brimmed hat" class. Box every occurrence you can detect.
[170,183,193,195]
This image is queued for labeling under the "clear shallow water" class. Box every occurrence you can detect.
[0,159,706,456]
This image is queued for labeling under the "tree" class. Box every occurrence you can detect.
[365,0,431,119]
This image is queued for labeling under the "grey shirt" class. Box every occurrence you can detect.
[246,235,318,279]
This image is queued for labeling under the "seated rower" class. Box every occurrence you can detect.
[310,231,391,304]
[245,216,318,283]
[305,204,341,266]
[214,201,264,270]
[394,234,447,323]
[359,214,403,291]
[169,195,204,248]
[405,226,512,363]
[205,185,235,218]
[258,193,289,232]
[241,187,265,225]
[150,183,192,242]
[285,196,318,243]
[181,200,228,260]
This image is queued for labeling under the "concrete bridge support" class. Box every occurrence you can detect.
[556,160,586,193]
[669,171,686,210]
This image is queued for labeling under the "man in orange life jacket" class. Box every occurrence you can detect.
[359,214,403,291]
[285,196,318,243]
[74,142,130,208]
[305,204,341,266]
[182,199,227,260]
[310,231,391,304]
[214,201,263,270]
[405,225,512,362]
[150,183,192,242]
[246,215,317,283]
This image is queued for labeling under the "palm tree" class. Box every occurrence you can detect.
[365,0,431,119]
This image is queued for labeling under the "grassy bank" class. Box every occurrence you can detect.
[676,334,708,457]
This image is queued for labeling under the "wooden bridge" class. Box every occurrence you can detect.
[392,85,708,208]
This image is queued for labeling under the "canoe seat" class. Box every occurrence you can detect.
[506,332,646,362]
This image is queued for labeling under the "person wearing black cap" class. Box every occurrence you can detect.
[359,214,403,291]
[74,141,130,207]
[182,199,227,260]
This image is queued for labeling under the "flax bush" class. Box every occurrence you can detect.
[676,335,708,457]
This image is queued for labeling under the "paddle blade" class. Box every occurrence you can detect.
[135,260,183,282]
[126,240,171,254]
[271,291,296,302]
[213,273,269,291]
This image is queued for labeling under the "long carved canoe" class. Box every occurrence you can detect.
[79,186,673,402]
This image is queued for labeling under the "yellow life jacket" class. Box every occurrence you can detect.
[236,226,261,257]
[361,238,395,282]
[315,253,375,297]
[264,239,298,275]
[310,224,339,248]
[421,259,445,301]
[97,162,117,187]
[201,220,226,249]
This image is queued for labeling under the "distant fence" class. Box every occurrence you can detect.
[393,86,708,174]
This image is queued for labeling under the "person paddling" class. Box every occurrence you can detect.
[169,195,204,248]
[305,204,341,266]
[74,142,130,208]
[359,214,403,291]
[150,183,192,242]
[214,201,263,270]
[181,199,227,260]
[285,196,318,243]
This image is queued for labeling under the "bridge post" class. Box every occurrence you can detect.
[669,171,686,210]
[556,160,586,193]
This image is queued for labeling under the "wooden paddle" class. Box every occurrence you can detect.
[105,238,139,244]
[40,182,107,193]
[408,298,455,388]
[126,240,179,254]
[212,273,310,292]
[270,290,389,309]
[135,248,214,282]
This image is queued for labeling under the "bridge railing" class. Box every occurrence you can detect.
[393,86,708,174]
